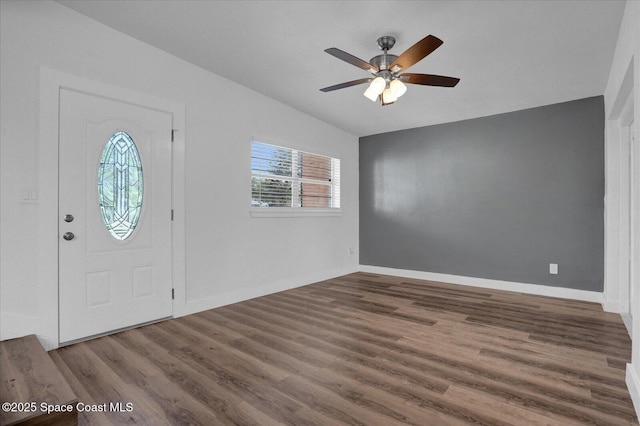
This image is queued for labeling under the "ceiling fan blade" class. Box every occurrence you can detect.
[400,73,460,87]
[325,48,378,73]
[389,35,443,72]
[320,78,372,92]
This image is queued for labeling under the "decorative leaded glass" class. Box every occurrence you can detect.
[97,131,143,240]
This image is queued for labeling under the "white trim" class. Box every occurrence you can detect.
[0,314,40,341]
[249,208,342,218]
[184,266,358,316]
[604,58,635,317]
[604,298,624,313]
[622,313,633,337]
[359,265,604,304]
[627,363,640,423]
[171,123,187,319]
[38,67,186,350]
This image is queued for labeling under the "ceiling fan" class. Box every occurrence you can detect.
[320,35,460,106]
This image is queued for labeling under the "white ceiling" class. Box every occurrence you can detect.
[57,0,626,137]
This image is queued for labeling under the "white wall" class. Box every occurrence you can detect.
[0,1,359,345]
[602,0,640,419]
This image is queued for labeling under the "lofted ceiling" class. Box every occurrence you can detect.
[57,0,626,137]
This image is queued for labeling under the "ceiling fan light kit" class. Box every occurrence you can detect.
[320,35,460,106]
[369,76,386,95]
[380,88,397,105]
[390,79,407,98]
[363,86,379,102]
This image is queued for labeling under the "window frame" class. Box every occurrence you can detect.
[250,139,342,218]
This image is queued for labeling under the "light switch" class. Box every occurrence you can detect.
[549,263,558,275]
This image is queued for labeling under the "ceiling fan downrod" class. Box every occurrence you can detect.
[371,36,399,74]
[369,36,401,105]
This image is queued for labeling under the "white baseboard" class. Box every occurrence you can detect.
[603,299,624,313]
[183,265,359,317]
[359,265,604,304]
[0,313,39,341]
[621,313,633,337]
[627,364,640,422]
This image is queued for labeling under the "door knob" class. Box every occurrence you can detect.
[63,214,74,223]
[63,232,75,241]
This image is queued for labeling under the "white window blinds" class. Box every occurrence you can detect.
[251,141,340,209]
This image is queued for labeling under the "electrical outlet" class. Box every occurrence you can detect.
[549,263,558,275]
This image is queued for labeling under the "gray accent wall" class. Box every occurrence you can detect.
[359,96,605,291]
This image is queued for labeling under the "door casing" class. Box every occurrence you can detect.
[38,68,186,350]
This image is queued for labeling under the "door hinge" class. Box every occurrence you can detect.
[171,129,176,142]
[172,288,175,300]
[171,209,174,221]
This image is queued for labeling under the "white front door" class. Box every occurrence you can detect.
[59,88,173,344]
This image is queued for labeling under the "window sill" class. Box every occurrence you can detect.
[249,208,343,218]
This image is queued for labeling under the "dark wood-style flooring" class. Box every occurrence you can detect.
[50,272,638,425]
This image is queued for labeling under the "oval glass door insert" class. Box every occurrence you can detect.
[97,131,144,240]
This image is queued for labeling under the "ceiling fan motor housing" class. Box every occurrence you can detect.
[370,54,398,73]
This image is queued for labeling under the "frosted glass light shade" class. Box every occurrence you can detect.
[390,79,407,98]
[363,86,379,102]
[370,77,386,95]
[381,88,397,105]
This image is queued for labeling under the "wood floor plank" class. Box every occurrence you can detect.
[0,335,77,425]
[53,340,172,425]
[49,350,111,426]
[50,272,638,425]
[108,328,262,425]
[193,315,459,425]
[391,335,637,423]
[442,385,586,426]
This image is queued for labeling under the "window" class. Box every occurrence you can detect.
[251,141,340,211]
[97,131,144,240]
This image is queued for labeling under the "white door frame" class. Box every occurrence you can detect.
[38,67,186,350]
[604,57,637,334]
[619,95,635,330]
